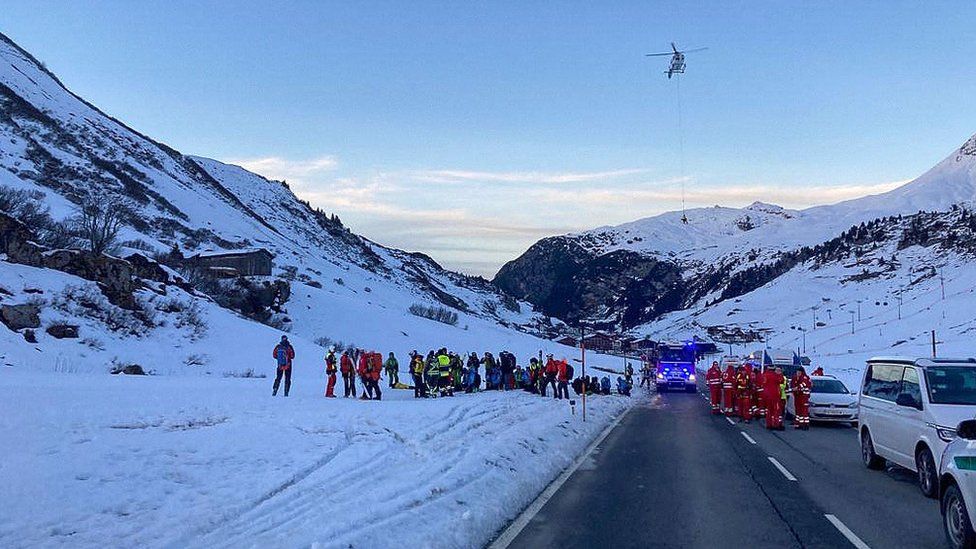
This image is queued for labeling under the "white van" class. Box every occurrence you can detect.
[858,357,976,498]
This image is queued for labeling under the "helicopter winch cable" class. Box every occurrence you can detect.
[675,72,686,223]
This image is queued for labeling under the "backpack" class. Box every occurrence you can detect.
[276,346,289,367]
[566,364,574,379]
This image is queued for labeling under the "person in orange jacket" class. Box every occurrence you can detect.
[705,361,723,414]
[272,335,295,397]
[811,366,824,376]
[763,366,786,430]
[751,364,766,418]
[736,365,753,422]
[721,364,736,416]
[324,348,338,398]
[792,367,812,430]
[340,350,356,398]
[556,359,571,400]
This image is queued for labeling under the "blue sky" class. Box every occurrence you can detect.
[4,1,976,275]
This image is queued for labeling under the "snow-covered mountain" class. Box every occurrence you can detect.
[0,32,562,374]
[495,134,976,332]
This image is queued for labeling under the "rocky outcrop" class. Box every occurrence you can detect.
[0,303,40,331]
[46,323,79,339]
[494,237,687,329]
[41,250,138,309]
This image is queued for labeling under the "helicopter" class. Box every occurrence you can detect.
[645,42,708,79]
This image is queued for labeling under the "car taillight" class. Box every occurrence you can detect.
[954,456,976,471]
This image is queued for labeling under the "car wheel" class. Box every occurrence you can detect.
[686,385,696,393]
[860,429,885,470]
[657,385,667,393]
[943,483,976,549]
[916,447,939,498]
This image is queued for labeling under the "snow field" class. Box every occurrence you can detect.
[0,369,632,548]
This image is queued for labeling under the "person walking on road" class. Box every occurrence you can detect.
[763,366,786,430]
[706,361,722,414]
[721,364,736,416]
[324,348,338,398]
[384,352,399,388]
[792,367,812,430]
[736,365,753,422]
[340,350,357,398]
[272,335,295,397]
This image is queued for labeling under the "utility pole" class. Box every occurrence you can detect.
[813,306,818,330]
[849,311,856,335]
[897,292,903,320]
[857,299,862,321]
[931,330,937,358]
[940,269,946,300]
[580,323,586,422]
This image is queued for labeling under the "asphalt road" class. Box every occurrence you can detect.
[502,388,945,549]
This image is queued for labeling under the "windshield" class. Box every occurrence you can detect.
[659,347,694,363]
[812,379,849,394]
[924,367,976,405]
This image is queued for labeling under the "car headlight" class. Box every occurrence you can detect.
[931,424,958,442]
[689,374,696,382]
[656,373,664,380]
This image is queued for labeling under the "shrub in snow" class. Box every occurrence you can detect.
[109,361,147,375]
[183,354,208,367]
[408,303,459,326]
[222,368,266,378]
[313,336,356,352]
[52,285,156,335]
[0,185,53,235]
[80,337,105,351]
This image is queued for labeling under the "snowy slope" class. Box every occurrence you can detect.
[497,134,976,329]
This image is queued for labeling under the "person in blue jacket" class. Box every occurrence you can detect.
[488,367,502,390]
[600,376,612,395]
[464,363,478,393]
[617,376,632,397]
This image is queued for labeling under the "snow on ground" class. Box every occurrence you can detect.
[0,369,632,548]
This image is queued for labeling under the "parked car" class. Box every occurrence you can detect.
[786,375,858,425]
[940,419,976,549]
[858,357,976,498]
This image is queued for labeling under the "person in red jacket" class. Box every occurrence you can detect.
[736,365,753,422]
[544,355,559,399]
[358,352,383,401]
[721,365,736,416]
[792,367,812,430]
[751,365,766,419]
[340,350,356,398]
[272,335,295,397]
[324,349,338,398]
[556,359,570,400]
[705,361,723,414]
[811,366,824,376]
[764,367,786,430]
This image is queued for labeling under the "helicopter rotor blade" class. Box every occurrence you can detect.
[671,42,678,53]
[645,52,674,57]
[677,47,709,54]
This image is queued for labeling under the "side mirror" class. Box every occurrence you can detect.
[896,393,921,410]
[957,419,976,440]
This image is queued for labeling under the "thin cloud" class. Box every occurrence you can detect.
[410,168,650,185]
[227,155,339,184]
[530,179,908,208]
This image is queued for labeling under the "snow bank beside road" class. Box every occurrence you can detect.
[0,370,632,548]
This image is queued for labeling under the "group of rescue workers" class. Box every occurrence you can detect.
[271,335,635,400]
[703,359,824,430]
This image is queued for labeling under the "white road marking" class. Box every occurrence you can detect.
[740,431,757,445]
[767,456,798,481]
[825,514,871,549]
[488,407,632,549]
[725,417,735,426]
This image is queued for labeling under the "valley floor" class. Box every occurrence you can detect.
[0,369,631,548]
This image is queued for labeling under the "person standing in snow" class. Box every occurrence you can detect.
[340,350,357,398]
[556,359,571,400]
[544,354,559,398]
[324,348,338,398]
[272,335,295,397]
[410,352,427,398]
[361,352,382,400]
[384,352,399,388]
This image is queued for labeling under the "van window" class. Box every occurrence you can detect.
[900,367,922,405]
[863,363,903,401]
[924,367,976,405]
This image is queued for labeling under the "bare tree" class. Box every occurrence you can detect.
[0,185,53,233]
[74,195,127,255]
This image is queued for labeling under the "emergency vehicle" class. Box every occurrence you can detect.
[655,342,698,393]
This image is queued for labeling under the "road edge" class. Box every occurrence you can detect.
[486,404,633,549]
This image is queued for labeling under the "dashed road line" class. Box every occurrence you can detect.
[725,416,735,426]
[767,456,798,481]
[825,514,871,549]
[740,431,757,445]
